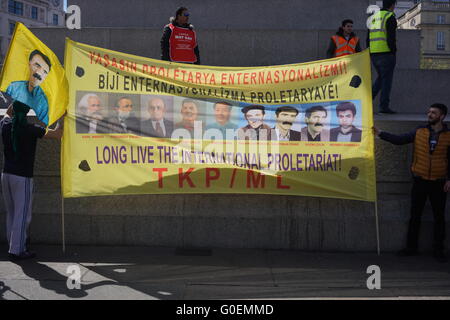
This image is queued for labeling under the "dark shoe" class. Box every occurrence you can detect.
[8,251,36,261]
[433,251,448,263]
[379,108,397,114]
[397,248,418,257]
[26,236,31,250]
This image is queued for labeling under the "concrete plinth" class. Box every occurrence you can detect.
[0,117,448,252]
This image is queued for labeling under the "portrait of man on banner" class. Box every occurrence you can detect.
[237,105,272,141]
[5,49,51,126]
[0,22,68,127]
[330,101,362,142]
[75,93,109,134]
[301,105,330,142]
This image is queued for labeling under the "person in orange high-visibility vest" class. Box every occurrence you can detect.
[326,19,361,59]
[161,7,200,64]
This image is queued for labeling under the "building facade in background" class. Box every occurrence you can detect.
[0,0,65,64]
[376,0,421,16]
[398,0,450,69]
[1,0,448,70]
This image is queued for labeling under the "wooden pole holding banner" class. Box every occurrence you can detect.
[60,117,66,255]
[372,124,381,256]
[371,117,380,255]
[61,195,66,254]
[374,200,380,256]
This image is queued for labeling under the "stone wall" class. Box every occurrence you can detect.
[67,0,375,30]
[0,118,448,252]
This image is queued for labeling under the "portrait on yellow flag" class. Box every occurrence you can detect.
[0,22,68,127]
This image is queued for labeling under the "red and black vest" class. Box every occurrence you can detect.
[169,23,198,63]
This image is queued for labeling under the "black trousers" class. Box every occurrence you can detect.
[407,177,447,251]
[372,53,396,112]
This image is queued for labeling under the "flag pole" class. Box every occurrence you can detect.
[374,200,380,256]
[61,195,66,254]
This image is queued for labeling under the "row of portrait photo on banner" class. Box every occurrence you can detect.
[76,92,364,143]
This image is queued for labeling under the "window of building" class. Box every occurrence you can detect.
[437,15,445,24]
[8,0,24,16]
[53,14,59,26]
[9,22,16,35]
[32,6,38,20]
[437,31,445,50]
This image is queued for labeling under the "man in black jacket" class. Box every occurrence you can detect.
[160,7,201,64]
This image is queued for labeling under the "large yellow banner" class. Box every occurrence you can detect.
[62,39,376,201]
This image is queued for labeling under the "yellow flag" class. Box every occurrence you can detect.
[0,22,68,126]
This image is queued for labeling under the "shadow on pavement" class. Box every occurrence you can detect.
[52,246,450,299]
[0,281,8,300]
[10,259,118,299]
[1,245,450,300]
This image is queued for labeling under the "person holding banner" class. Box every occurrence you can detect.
[326,19,361,59]
[6,50,51,126]
[1,101,63,260]
[374,103,450,263]
[161,7,201,64]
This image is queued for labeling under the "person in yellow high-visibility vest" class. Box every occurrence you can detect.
[367,0,397,114]
[326,19,361,59]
